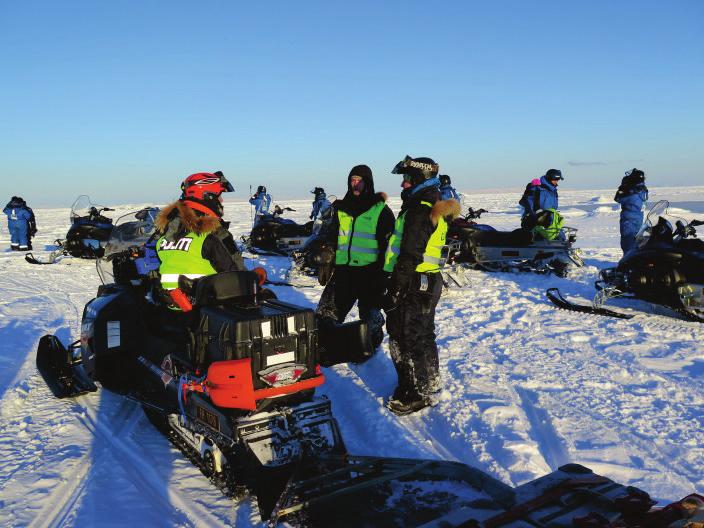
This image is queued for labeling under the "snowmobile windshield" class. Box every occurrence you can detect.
[70,195,105,222]
[97,207,160,283]
[311,200,335,236]
[635,200,671,249]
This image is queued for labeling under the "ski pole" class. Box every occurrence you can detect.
[249,184,253,227]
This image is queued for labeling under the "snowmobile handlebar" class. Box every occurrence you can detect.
[464,207,487,220]
[675,219,703,239]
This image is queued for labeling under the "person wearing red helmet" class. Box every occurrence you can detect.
[155,171,245,305]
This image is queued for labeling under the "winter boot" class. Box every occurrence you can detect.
[387,389,431,416]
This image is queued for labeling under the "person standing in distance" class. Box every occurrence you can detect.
[614,168,648,254]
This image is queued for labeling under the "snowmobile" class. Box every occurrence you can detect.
[246,204,315,255]
[25,195,115,264]
[290,204,336,276]
[35,207,375,517]
[549,200,704,321]
[446,206,584,276]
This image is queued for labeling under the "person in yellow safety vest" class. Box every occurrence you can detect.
[155,171,246,309]
[315,164,396,356]
[384,155,460,416]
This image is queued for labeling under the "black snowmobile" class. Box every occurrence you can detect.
[35,208,378,517]
[290,203,336,275]
[446,206,584,276]
[246,205,315,255]
[549,200,704,321]
[26,195,115,264]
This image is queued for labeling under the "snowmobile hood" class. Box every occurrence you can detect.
[156,200,222,240]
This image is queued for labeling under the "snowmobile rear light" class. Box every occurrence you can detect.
[258,364,307,387]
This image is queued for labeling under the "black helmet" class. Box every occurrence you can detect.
[439,174,451,186]
[392,155,439,186]
[311,187,325,195]
[545,169,563,181]
[257,185,267,194]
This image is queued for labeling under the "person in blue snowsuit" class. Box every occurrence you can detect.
[310,187,331,220]
[3,196,36,251]
[519,169,562,228]
[249,185,272,226]
[614,168,648,254]
[438,175,461,202]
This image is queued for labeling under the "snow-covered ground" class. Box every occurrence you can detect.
[1,186,703,527]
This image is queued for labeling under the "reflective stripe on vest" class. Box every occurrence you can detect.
[156,232,217,290]
[335,201,386,267]
[383,201,448,274]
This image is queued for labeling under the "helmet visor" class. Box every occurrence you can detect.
[392,155,413,175]
[220,175,234,193]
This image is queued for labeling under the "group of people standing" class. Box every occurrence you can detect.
[152,159,462,416]
[5,164,650,416]
[313,159,462,414]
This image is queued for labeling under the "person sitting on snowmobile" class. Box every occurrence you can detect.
[614,168,648,254]
[155,172,246,310]
[519,169,562,229]
[310,187,331,221]
[315,165,395,355]
[249,185,272,226]
[384,155,460,415]
[3,196,36,251]
[438,175,460,202]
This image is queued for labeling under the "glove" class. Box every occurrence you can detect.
[318,263,333,286]
[383,270,412,310]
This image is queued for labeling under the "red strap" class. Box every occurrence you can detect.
[183,199,218,217]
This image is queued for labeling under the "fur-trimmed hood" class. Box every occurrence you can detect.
[156,200,222,240]
[430,198,461,226]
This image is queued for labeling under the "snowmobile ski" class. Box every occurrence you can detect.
[546,288,634,319]
[25,247,66,265]
[36,335,97,398]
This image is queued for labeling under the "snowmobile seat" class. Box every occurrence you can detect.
[190,271,259,308]
[469,227,534,247]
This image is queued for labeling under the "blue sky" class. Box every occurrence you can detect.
[1,1,702,206]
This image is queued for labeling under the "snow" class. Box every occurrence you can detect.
[1,186,704,526]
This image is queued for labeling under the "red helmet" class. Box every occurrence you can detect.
[180,171,234,201]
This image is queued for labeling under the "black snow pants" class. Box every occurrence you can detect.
[386,272,443,398]
[316,266,386,348]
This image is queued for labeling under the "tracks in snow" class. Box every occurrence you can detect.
[27,394,229,528]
